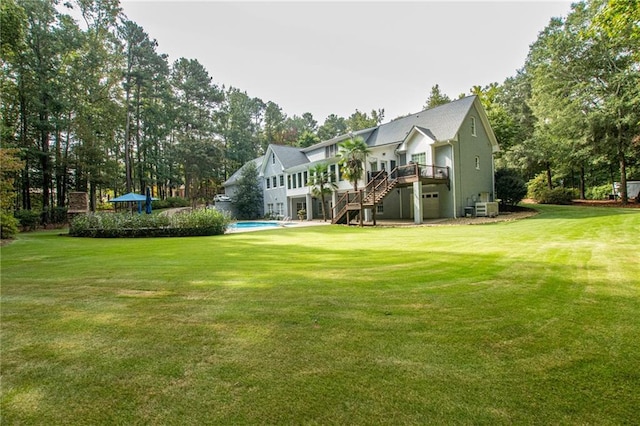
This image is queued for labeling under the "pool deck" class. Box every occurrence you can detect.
[226,220,331,233]
[226,210,537,233]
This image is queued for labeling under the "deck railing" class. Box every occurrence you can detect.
[331,164,449,224]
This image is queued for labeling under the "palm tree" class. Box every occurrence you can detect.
[337,136,370,192]
[308,163,337,221]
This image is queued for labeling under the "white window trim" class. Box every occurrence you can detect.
[471,117,477,137]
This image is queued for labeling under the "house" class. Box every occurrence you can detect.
[223,96,500,223]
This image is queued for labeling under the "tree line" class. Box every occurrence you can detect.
[425,0,639,203]
[1,0,638,230]
[0,0,385,223]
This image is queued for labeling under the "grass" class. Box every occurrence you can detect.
[1,204,639,424]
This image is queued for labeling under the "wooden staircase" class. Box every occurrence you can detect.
[331,164,449,225]
[331,170,397,225]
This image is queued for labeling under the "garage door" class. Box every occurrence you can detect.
[422,192,439,219]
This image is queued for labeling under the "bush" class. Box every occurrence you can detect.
[69,208,232,238]
[586,184,613,200]
[14,209,41,231]
[495,169,527,207]
[527,173,550,201]
[44,206,68,224]
[1,211,19,239]
[152,197,190,210]
[537,187,576,205]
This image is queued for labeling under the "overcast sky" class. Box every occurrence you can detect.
[119,1,573,122]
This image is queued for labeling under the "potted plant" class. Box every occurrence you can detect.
[297,209,306,221]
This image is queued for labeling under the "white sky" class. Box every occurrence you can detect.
[119,0,573,122]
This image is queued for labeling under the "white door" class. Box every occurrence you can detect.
[422,192,439,219]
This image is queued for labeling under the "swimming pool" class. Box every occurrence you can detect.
[228,221,289,232]
[232,221,280,229]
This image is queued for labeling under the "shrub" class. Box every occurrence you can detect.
[586,184,613,200]
[495,168,527,207]
[96,202,113,211]
[14,209,41,231]
[1,211,19,239]
[170,209,230,235]
[527,173,550,201]
[44,206,68,224]
[152,197,190,210]
[69,208,232,238]
[537,187,576,205]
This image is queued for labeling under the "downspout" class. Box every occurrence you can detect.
[447,140,457,218]
[491,153,496,202]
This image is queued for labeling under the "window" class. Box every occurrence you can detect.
[475,156,480,170]
[266,178,271,189]
[411,153,426,165]
[471,117,476,136]
[279,175,284,187]
[276,203,284,216]
[267,204,274,214]
[297,172,302,188]
[272,153,276,164]
[376,204,384,214]
[296,202,306,212]
[303,171,308,186]
[272,176,277,188]
[287,175,292,189]
[325,144,337,158]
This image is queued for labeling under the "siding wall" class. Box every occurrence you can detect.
[263,154,288,216]
[455,105,496,216]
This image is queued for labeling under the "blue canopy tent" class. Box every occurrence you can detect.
[109,192,157,214]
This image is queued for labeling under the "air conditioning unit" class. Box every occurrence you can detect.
[475,202,498,217]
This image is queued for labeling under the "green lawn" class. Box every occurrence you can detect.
[1,205,639,424]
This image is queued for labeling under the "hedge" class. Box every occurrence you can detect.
[69,208,232,238]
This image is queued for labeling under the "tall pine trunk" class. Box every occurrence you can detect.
[39,106,51,225]
[579,165,586,200]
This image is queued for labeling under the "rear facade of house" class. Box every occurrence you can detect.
[223,96,500,223]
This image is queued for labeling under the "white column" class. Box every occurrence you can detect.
[331,191,338,220]
[413,181,422,224]
[306,193,313,220]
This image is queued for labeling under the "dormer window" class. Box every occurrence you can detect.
[471,117,477,136]
[325,144,337,158]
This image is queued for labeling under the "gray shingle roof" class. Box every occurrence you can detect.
[364,96,476,147]
[270,144,309,169]
[225,96,487,188]
[223,156,264,186]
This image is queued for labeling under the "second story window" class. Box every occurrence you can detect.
[325,144,337,158]
[411,153,426,165]
[471,117,477,136]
